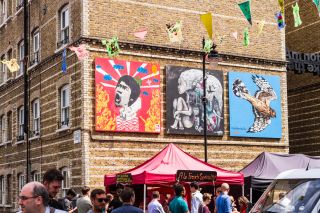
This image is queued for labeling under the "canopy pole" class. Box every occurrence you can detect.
[242,185,244,196]
[143,184,147,213]
[250,187,252,203]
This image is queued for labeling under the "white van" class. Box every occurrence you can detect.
[250,168,320,213]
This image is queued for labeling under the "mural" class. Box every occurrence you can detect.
[166,66,224,135]
[228,72,282,138]
[95,58,161,133]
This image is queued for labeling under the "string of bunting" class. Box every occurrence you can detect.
[1,59,20,73]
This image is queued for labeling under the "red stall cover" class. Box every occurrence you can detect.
[104,143,244,186]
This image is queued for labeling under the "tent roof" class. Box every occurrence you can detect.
[104,143,244,185]
[240,152,320,188]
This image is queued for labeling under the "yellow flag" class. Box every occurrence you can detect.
[1,59,20,73]
[200,13,213,39]
[257,20,265,36]
[278,0,284,14]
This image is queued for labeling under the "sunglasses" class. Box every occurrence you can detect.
[97,198,108,203]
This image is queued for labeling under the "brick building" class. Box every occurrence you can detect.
[0,0,288,212]
[285,0,320,155]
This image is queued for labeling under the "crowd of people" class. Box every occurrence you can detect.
[17,169,250,213]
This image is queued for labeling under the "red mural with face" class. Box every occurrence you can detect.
[95,58,161,133]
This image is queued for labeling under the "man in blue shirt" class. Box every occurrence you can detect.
[169,184,189,213]
[215,183,232,213]
[111,187,143,213]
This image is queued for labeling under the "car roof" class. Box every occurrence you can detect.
[276,168,320,179]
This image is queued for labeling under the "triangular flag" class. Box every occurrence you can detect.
[1,59,20,73]
[257,20,265,36]
[275,12,286,29]
[292,3,302,27]
[102,37,121,57]
[231,31,238,40]
[238,0,252,25]
[243,27,249,47]
[203,39,213,54]
[166,21,183,43]
[313,0,320,16]
[134,29,148,40]
[200,13,213,39]
[61,48,67,73]
[69,44,89,61]
[278,0,285,14]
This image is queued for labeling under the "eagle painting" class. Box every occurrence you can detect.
[232,75,277,133]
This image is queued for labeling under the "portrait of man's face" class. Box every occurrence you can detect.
[115,81,132,107]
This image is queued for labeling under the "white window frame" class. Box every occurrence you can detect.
[0,176,4,205]
[17,173,25,192]
[18,41,24,77]
[60,85,70,128]
[61,168,70,197]
[18,106,24,139]
[32,99,40,135]
[0,115,5,144]
[32,171,41,182]
[32,31,39,64]
[0,55,6,83]
[0,0,7,25]
[60,5,69,43]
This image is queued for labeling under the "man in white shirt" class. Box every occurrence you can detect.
[148,191,165,213]
[190,182,203,213]
[18,181,67,213]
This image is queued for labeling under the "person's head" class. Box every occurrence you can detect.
[115,75,140,107]
[42,168,63,198]
[230,196,236,207]
[90,188,107,212]
[81,186,90,196]
[152,191,160,200]
[119,187,135,205]
[221,183,230,194]
[202,193,212,205]
[106,193,114,202]
[174,184,186,197]
[19,182,49,213]
[190,182,199,193]
[66,188,76,201]
[215,187,222,196]
[238,196,249,207]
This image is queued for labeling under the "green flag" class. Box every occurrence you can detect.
[292,3,302,27]
[238,0,252,25]
[243,27,249,47]
[313,0,320,16]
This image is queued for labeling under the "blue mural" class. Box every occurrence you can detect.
[228,72,282,138]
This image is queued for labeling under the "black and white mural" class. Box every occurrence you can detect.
[166,66,224,135]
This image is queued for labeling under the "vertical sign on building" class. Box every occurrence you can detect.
[95,58,161,133]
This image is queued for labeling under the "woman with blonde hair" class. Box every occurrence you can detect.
[198,193,211,213]
[238,196,250,213]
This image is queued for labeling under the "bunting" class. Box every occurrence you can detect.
[313,0,320,16]
[278,0,285,14]
[166,21,183,43]
[203,39,213,54]
[292,3,302,27]
[200,12,213,39]
[275,12,286,29]
[257,20,265,36]
[134,28,148,40]
[62,48,67,73]
[68,44,89,61]
[231,31,238,40]
[102,37,121,57]
[243,27,249,47]
[1,59,20,73]
[238,0,252,25]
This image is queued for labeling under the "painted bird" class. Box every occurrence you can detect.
[232,75,277,133]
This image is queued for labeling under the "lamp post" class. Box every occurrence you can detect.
[24,0,31,183]
[202,38,208,163]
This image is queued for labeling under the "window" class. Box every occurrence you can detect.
[0,176,4,205]
[18,40,24,76]
[32,99,40,136]
[60,85,70,128]
[6,174,11,204]
[0,115,5,143]
[17,173,25,192]
[32,171,41,182]
[0,0,6,25]
[6,49,12,79]
[0,54,6,83]
[59,5,69,47]
[17,106,24,140]
[16,0,23,11]
[6,111,11,141]
[31,31,39,65]
[61,168,70,197]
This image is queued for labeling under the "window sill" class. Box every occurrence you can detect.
[15,8,23,16]
[3,141,12,145]
[16,140,25,145]
[56,126,70,133]
[28,63,38,70]
[55,43,69,54]
[0,22,6,29]
[29,136,40,141]
[16,73,23,79]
